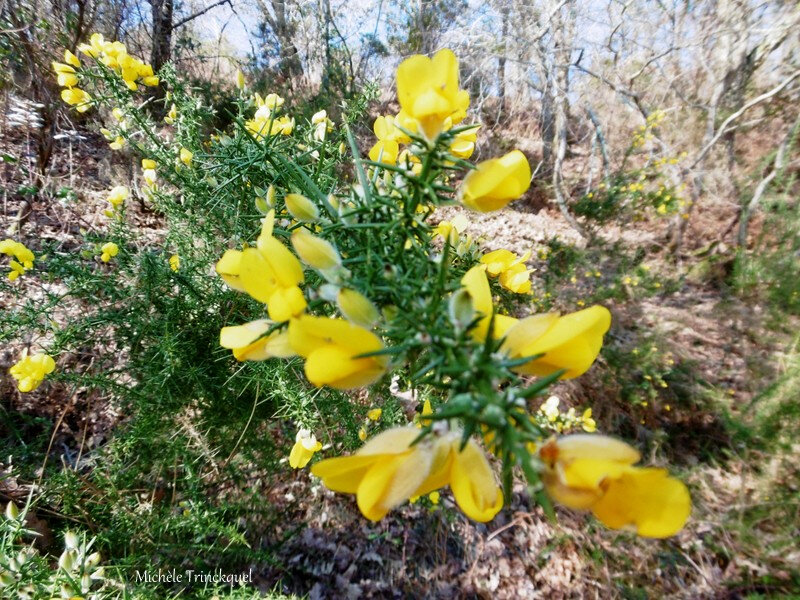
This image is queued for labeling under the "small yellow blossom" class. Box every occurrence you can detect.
[428,491,440,505]
[169,254,180,272]
[289,429,322,469]
[100,242,119,262]
[367,408,382,421]
[9,350,56,393]
[179,147,193,167]
[0,238,35,280]
[337,288,380,329]
[358,427,367,441]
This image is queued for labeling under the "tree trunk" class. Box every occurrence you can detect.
[150,0,173,74]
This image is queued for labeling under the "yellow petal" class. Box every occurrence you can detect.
[311,454,382,493]
[220,319,272,348]
[258,237,304,289]
[356,449,431,521]
[238,247,278,303]
[553,434,641,465]
[460,265,492,340]
[590,468,691,538]
[460,150,531,212]
[506,306,611,379]
[266,286,307,322]
[449,439,503,522]
[304,345,385,389]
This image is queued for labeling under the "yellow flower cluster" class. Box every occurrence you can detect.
[369,49,531,213]
[0,238,35,281]
[216,208,387,389]
[312,427,503,522]
[631,110,665,148]
[77,34,159,90]
[539,435,690,538]
[245,93,295,139]
[480,248,532,294]
[9,349,56,393]
[537,396,596,433]
[52,50,91,112]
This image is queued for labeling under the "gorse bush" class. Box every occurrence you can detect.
[4,38,694,589]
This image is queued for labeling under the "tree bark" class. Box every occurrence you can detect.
[150,0,173,74]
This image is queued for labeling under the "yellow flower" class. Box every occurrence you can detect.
[368,116,406,164]
[359,427,367,441]
[285,194,319,222]
[290,229,340,270]
[64,49,81,68]
[449,125,479,159]
[480,248,532,294]
[106,185,129,210]
[501,306,611,379]
[432,213,468,244]
[581,408,597,433]
[1,239,35,280]
[60,87,92,112]
[311,427,502,522]
[539,435,690,538]
[395,49,469,139]
[235,69,246,90]
[56,71,78,88]
[179,147,193,167]
[367,408,382,421]
[459,150,531,212]
[142,168,157,187]
[498,263,532,294]
[237,231,306,321]
[459,265,518,341]
[220,319,294,361]
[109,136,125,150]
[428,491,440,505]
[288,315,387,389]
[100,242,119,262]
[336,288,379,329]
[289,429,322,469]
[9,349,56,393]
[540,396,561,422]
[164,104,177,125]
[169,254,180,272]
[141,159,156,170]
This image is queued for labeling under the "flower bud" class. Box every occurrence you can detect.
[291,229,341,270]
[5,501,19,521]
[448,288,475,330]
[59,549,77,571]
[337,288,379,328]
[64,530,79,550]
[285,193,319,222]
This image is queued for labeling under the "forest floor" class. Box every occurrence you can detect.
[2,123,799,599]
